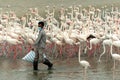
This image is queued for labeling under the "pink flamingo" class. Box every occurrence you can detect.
[78,43,90,80]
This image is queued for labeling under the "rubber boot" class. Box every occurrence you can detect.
[33,60,38,70]
[43,58,53,70]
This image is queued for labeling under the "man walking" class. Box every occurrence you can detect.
[33,21,53,70]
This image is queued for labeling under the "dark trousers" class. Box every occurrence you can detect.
[33,48,53,70]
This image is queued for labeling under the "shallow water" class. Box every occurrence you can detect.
[0,0,120,80]
[0,57,120,80]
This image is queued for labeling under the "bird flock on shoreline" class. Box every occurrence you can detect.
[0,4,119,61]
[0,4,120,80]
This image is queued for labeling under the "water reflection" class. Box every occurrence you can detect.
[31,70,53,80]
[0,57,120,80]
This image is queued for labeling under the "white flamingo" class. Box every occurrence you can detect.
[98,39,112,62]
[110,42,120,80]
[78,43,90,80]
[87,37,102,57]
[98,34,120,62]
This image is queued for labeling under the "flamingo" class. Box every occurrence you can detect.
[98,34,120,62]
[110,42,120,80]
[98,39,112,62]
[78,43,90,80]
[86,37,101,57]
[3,35,22,58]
[0,4,120,60]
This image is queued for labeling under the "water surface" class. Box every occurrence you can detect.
[0,57,120,80]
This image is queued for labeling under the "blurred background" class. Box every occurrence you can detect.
[0,0,120,17]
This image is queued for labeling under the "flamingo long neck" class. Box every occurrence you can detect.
[98,11,101,19]
[52,7,55,18]
[0,8,2,19]
[87,41,92,50]
[98,42,106,61]
[26,14,29,28]
[78,44,81,62]
[110,38,114,56]
[68,23,73,36]
[110,44,113,55]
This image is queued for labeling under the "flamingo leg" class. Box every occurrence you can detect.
[1,44,6,56]
[19,44,24,57]
[53,43,57,59]
[106,46,111,62]
[83,68,87,80]
[59,45,63,59]
[13,44,23,59]
[13,45,17,59]
[0,44,3,56]
[112,59,115,80]
[7,44,12,58]
[94,44,100,58]
[98,44,106,62]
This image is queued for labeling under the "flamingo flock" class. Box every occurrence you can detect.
[0,4,120,80]
[0,5,120,60]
